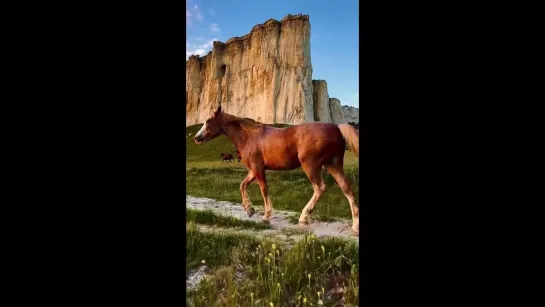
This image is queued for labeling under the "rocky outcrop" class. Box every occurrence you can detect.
[342,105,359,123]
[312,80,331,123]
[329,98,346,124]
[186,14,358,126]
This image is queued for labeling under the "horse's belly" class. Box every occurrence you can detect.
[264,153,301,170]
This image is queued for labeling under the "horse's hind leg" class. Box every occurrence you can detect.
[298,163,327,224]
[240,171,256,217]
[325,164,359,235]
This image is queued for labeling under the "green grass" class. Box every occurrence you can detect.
[186,222,263,273]
[186,208,271,230]
[280,227,311,237]
[186,124,240,163]
[186,166,359,220]
[187,228,359,306]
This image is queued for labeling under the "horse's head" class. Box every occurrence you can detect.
[194,105,223,145]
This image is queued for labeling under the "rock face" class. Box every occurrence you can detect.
[186,14,313,126]
[329,98,346,124]
[342,105,359,123]
[186,14,358,126]
[312,80,331,123]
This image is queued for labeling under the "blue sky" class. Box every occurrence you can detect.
[186,0,359,108]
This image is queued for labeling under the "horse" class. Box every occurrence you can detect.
[236,150,242,163]
[220,153,234,163]
[194,105,360,235]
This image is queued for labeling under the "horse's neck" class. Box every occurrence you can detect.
[222,122,252,151]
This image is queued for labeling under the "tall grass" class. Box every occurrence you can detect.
[186,222,263,273]
[188,230,359,306]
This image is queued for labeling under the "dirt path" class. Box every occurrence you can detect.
[186,195,359,242]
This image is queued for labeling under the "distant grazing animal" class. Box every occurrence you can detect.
[220,153,234,163]
[193,105,360,236]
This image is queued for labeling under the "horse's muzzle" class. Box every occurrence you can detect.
[194,134,207,144]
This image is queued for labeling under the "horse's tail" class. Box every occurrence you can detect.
[338,124,359,159]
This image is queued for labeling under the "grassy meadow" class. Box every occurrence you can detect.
[185,124,360,306]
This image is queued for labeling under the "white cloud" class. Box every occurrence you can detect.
[186,8,192,26]
[186,38,219,59]
[194,5,203,21]
[186,2,203,26]
[210,23,220,32]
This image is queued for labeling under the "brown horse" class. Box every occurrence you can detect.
[220,153,234,163]
[194,106,360,235]
[236,150,242,163]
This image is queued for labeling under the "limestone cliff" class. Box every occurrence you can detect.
[186,14,313,126]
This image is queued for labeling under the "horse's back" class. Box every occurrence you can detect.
[294,122,344,155]
[258,123,344,169]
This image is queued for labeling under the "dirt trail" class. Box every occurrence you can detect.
[186,195,358,242]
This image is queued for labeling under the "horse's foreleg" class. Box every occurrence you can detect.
[255,170,273,223]
[240,171,256,217]
[325,164,359,236]
[298,164,327,225]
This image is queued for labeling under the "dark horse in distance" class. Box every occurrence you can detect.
[220,153,234,163]
[194,106,360,235]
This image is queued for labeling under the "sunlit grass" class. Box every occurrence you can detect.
[187,227,359,306]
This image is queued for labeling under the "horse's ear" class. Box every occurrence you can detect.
[212,105,221,119]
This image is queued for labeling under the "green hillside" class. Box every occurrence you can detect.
[185,123,292,163]
[185,124,238,163]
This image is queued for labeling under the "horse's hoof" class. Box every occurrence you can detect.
[247,207,255,217]
[350,229,359,236]
[298,220,309,226]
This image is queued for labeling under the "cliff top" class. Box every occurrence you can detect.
[224,14,308,45]
[186,14,309,62]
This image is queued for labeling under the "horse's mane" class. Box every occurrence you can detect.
[222,112,265,133]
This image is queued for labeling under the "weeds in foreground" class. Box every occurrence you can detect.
[188,229,359,306]
[186,222,263,273]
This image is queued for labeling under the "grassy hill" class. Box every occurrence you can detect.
[186,123,295,164]
[185,124,238,163]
